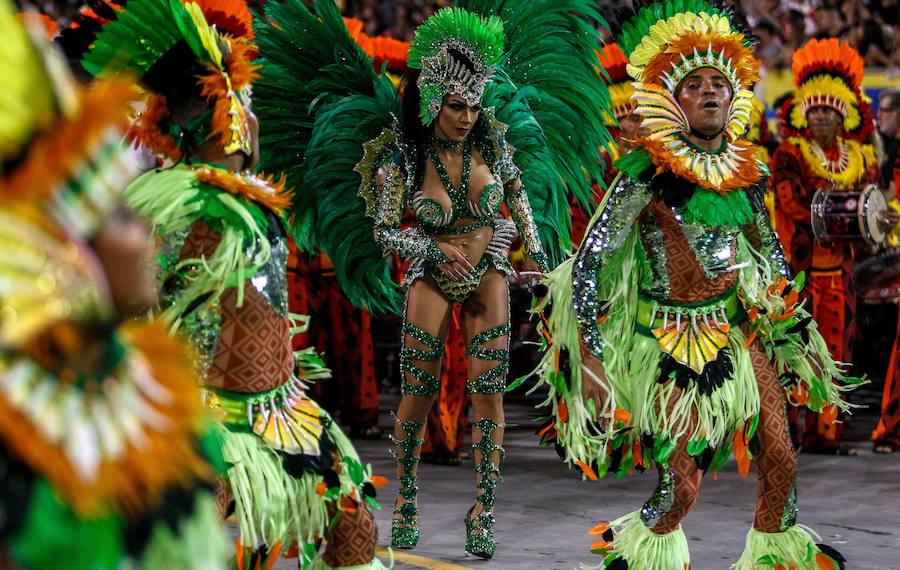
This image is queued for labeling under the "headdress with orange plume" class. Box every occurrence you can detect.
[789,38,872,141]
[616,0,764,192]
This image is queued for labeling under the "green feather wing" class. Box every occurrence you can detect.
[456,0,614,265]
[302,83,403,315]
[254,0,401,313]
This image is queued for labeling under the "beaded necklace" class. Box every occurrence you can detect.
[431,133,465,149]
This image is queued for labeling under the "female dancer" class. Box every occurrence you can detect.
[252,0,611,558]
[376,39,549,557]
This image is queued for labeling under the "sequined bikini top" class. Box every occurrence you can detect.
[413,137,503,235]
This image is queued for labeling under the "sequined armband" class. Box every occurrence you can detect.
[505,181,548,271]
[572,175,652,356]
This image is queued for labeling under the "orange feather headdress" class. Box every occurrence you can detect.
[789,38,873,141]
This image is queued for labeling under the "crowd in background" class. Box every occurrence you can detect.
[32,0,900,72]
[337,0,900,72]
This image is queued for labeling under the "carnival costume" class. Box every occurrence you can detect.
[251,0,611,558]
[0,4,227,567]
[64,1,385,567]
[771,39,878,453]
[530,2,855,568]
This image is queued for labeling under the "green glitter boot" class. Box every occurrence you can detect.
[465,418,505,559]
[390,416,425,549]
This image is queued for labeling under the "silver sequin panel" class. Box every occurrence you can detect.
[679,223,740,280]
[251,233,289,317]
[572,175,652,358]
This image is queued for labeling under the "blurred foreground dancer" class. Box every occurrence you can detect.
[533,2,857,568]
[0,4,227,568]
[61,0,386,567]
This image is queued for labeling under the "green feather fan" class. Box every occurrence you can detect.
[254,0,401,314]
[456,0,614,264]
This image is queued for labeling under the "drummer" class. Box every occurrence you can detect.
[770,39,885,455]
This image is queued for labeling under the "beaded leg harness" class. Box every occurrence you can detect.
[390,416,425,548]
[466,323,510,394]
[465,417,505,559]
[400,322,444,397]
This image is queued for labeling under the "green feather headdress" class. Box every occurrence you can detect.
[407,7,504,125]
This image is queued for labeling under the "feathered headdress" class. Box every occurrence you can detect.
[69,0,258,161]
[789,38,872,141]
[407,7,505,125]
[597,43,635,128]
[1,2,138,347]
[617,0,763,192]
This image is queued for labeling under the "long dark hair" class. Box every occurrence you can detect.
[400,69,429,183]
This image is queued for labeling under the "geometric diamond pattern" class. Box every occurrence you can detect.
[646,199,737,302]
[748,339,798,533]
[207,284,294,393]
[321,501,378,567]
[181,221,294,394]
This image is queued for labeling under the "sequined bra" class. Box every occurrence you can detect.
[413,137,503,235]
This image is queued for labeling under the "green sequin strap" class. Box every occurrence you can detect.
[390,415,425,548]
[400,322,445,396]
[425,138,473,223]
[472,418,505,510]
[466,323,510,394]
[466,417,505,556]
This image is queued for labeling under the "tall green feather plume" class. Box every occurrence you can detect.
[407,7,505,70]
[81,0,202,77]
[457,0,614,264]
[254,0,401,314]
[618,0,730,56]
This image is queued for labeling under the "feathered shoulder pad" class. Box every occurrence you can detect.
[475,107,520,185]
[354,119,408,219]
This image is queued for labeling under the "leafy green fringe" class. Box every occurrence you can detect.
[139,492,230,569]
[530,221,857,476]
[733,526,835,570]
[124,166,271,327]
[221,413,376,567]
[604,511,690,569]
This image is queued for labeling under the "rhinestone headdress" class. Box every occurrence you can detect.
[407,7,505,125]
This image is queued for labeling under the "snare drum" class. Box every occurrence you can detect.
[811,185,887,246]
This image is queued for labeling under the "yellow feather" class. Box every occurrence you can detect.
[0,2,55,160]
[183,2,224,70]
